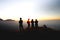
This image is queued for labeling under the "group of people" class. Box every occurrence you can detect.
[19,18,38,32]
[27,19,38,28]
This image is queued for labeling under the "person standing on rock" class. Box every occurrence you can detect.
[35,19,38,30]
[31,19,34,28]
[19,18,23,32]
[27,19,30,28]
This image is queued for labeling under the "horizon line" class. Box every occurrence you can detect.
[0,18,60,21]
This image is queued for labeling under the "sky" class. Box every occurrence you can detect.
[0,0,60,20]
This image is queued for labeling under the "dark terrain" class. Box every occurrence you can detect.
[0,27,60,39]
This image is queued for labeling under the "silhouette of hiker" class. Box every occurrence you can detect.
[43,24,47,31]
[19,18,23,32]
[43,24,47,28]
[31,19,34,28]
[35,19,38,30]
[27,19,30,29]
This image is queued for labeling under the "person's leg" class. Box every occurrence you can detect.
[19,24,21,32]
[22,26,24,32]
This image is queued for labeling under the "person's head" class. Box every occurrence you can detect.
[35,19,37,21]
[32,19,33,21]
[44,24,46,27]
[43,24,47,28]
[28,19,30,20]
[20,18,22,20]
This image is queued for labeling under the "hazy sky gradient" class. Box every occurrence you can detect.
[0,0,60,20]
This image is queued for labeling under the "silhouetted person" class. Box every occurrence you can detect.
[43,24,47,28]
[43,24,47,31]
[31,19,34,28]
[27,19,30,29]
[19,18,23,32]
[35,19,38,30]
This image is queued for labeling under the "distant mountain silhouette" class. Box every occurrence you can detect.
[5,19,15,21]
[0,20,18,32]
[0,18,3,21]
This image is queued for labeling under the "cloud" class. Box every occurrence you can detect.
[35,0,60,12]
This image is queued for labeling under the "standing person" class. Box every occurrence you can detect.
[31,19,34,28]
[35,19,38,30]
[27,19,30,29]
[19,18,23,32]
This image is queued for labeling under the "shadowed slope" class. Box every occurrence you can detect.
[24,27,57,32]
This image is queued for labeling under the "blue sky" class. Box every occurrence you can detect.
[0,0,60,20]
